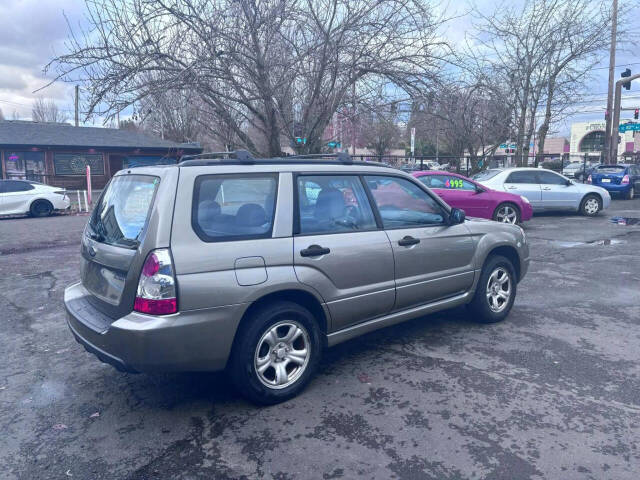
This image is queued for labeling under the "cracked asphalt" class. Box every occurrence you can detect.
[1,200,640,480]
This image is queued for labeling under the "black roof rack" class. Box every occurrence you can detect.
[179,151,393,169]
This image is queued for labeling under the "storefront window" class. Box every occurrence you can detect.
[579,131,605,153]
[54,153,104,175]
[5,151,45,179]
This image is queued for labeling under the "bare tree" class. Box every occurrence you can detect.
[470,0,623,166]
[32,97,68,123]
[360,105,401,156]
[45,0,448,156]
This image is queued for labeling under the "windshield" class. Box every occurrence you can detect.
[472,169,502,181]
[89,175,158,247]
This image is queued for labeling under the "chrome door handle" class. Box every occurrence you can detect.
[506,185,517,189]
[542,186,551,190]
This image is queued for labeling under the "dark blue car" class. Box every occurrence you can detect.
[588,164,640,200]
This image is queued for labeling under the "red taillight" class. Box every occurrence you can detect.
[134,249,177,315]
[587,175,592,184]
[622,174,630,184]
[134,297,177,315]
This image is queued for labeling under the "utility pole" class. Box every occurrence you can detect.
[74,85,79,127]
[351,82,356,156]
[610,73,640,164]
[603,0,618,164]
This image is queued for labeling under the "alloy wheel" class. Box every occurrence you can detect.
[496,205,518,224]
[486,267,512,313]
[254,320,310,389]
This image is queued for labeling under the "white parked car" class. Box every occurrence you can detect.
[475,168,610,216]
[0,179,71,217]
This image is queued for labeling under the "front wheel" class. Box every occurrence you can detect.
[228,301,322,405]
[492,203,520,224]
[580,194,601,216]
[467,255,517,323]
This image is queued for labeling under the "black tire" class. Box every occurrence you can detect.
[467,255,517,324]
[228,301,322,405]
[625,186,634,200]
[580,194,602,216]
[30,200,53,217]
[492,202,521,224]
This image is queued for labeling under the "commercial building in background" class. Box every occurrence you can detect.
[0,121,202,188]
[569,120,639,161]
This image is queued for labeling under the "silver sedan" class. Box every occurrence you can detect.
[476,168,610,216]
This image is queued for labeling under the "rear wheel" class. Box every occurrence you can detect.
[468,255,516,323]
[625,187,634,200]
[228,301,321,405]
[492,203,520,224]
[580,194,601,216]
[30,200,53,217]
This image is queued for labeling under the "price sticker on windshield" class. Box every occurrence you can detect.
[445,178,465,189]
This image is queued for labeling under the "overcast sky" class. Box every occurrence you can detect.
[0,0,638,136]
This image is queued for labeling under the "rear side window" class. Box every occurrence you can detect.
[89,175,158,247]
[1,180,35,193]
[296,175,376,234]
[193,174,277,242]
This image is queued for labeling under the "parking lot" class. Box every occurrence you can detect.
[1,200,640,480]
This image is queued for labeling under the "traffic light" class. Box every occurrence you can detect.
[635,108,639,120]
[622,68,632,91]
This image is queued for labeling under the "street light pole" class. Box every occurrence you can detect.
[610,73,640,164]
[604,0,618,164]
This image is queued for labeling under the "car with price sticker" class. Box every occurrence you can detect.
[412,170,533,224]
[64,152,529,404]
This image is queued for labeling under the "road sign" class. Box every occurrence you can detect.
[295,137,307,144]
[619,123,640,132]
[327,141,341,148]
[499,143,517,149]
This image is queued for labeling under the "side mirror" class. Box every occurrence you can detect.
[474,185,484,194]
[565,179,573,186]
[449,207,466,225]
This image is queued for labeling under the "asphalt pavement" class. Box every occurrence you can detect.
[1,200,640,479]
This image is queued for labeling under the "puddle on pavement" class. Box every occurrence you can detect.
[543,238,624,248]
[610,216,640,226]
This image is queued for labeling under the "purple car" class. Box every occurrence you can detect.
[412,171,533,224]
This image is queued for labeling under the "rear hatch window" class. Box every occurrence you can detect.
[89,175,159,248]
[596,166,625,174]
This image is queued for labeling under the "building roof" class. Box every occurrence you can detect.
[0,120,201,152]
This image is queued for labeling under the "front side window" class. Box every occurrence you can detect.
[506,171,539,184]
[297,175,376,234]
[193,174,277,242]
[365,176,445,228]
[89,175,159,247]
[537,171,568,185]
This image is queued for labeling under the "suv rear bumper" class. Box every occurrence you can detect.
[64,282,245,373]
